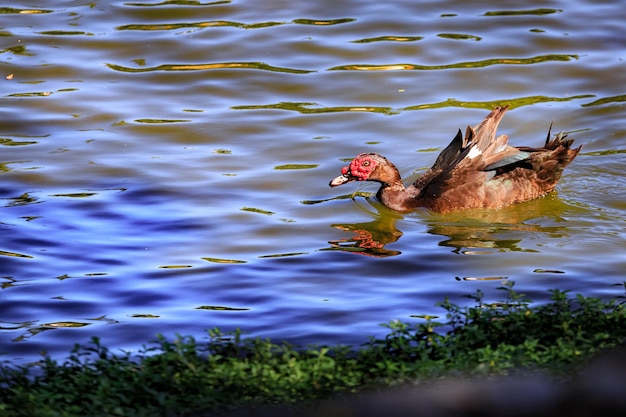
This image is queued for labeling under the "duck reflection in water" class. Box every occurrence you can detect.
[326,194,574,257]
[327,212,404,257]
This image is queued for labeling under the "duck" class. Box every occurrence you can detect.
[329,106,581,213]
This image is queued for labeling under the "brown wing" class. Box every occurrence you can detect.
[421,132,580,211]
[413,106,518,195]
[410,107,581,211]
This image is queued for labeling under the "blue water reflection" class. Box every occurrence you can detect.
[1,0,625,363]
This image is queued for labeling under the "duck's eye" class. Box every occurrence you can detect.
[362,160,370,167]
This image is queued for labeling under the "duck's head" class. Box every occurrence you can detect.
[329,153,391,187]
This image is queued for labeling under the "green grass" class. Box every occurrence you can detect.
[1,282,626,417]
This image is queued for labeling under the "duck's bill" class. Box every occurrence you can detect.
[329,174,354,187]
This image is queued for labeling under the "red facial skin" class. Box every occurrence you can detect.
[343,155,378,181]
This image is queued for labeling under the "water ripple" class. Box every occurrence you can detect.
[116,17,354,32]
[0,7,52,14]
[352,36,423,44]
[117,20,285,31]
[232,94,595,115]
[483,8,562,16]
[2,0,624,365]
[106,62,314,74]
[327,54,579,71]
[125,1,231,6]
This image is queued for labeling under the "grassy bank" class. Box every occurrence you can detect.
[1,282,625,417]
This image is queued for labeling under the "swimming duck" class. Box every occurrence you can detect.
[329,106,581,212]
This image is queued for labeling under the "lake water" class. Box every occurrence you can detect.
[1,0,625,364]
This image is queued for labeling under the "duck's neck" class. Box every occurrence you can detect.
[374,165,419,212]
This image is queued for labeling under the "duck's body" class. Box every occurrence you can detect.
[329,106,581,213]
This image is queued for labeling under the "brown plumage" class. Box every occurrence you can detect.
[329,106,581,213]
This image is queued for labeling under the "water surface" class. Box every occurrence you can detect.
[1,0,625,363]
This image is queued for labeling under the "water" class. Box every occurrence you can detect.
[1,0,625,363]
